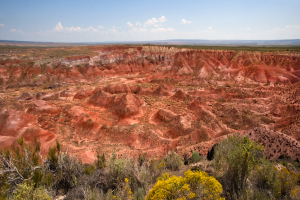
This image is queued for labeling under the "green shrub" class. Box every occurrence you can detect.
[95,152,106,169]
[32,154,39,166]
[164,151,183,171]
[105,189,114,200]
[148,158,166,184]
[86,186,104,200]
[12,182,51,200]
[43,173,53,188]
[278,168,299,198]
[32,169,44,188]
[134,187,145,200]
[281,161,288,167]
[247,189,275,200]
[138,152,147,167]
[56,140,62,152]
[17,136,24,146]
[0,138,44,197]
[192,151,200,163]
[52,154,83,191]
[112,178,133,200]
[214,135,264,198]
[84,164,96,175]
[47,146,58,166]
[108,153,126,183]
[249,160,281,199]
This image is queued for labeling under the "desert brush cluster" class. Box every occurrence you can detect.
[0,135,300,199]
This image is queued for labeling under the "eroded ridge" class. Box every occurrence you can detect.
[0,46,300,163]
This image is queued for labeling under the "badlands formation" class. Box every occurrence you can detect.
[0,45,300,163]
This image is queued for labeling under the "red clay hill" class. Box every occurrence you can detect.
[0,45,300,163]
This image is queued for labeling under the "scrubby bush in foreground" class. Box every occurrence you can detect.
[1,134,300,200]
[164,150,183,171]
[146,169,224,200]
[249,160,281,199]
[0,137,46,199]
[214,134,300,200]
[192,151,200,163]
[214,135,264,198]
[11,182,51,200]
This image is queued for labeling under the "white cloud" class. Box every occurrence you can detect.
[54,22,64,32]
[0,24,4,27]
[181,19,191,24]
[53,22,98,32]
[127,22,133,27]
[272,25,300,32]
[136,21,141,26]
[262,25,300,39]
[150,27,175,33]
[109,27,118,33]
[65,26,82,32]
[144,15,167,27]
[239,27,251,31]
[98,25,105,29]
[27,22,300,42]
[86,26,99,32]
[159,16,166,22]
[10,29,24,34]
[132,27,147,32]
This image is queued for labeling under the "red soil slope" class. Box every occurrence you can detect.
[0,46,299,163]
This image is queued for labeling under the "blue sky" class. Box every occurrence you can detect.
[0,0,299,42]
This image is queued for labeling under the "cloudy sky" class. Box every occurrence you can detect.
[0,0,299,42]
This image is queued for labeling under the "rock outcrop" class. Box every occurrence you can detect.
[27,100,61,115]
[111,93,144,118]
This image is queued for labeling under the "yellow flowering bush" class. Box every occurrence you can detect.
[148,158,166,183]
[124,178,133,199]
[291,186,300,200]
[111,178,133,200]
[278,168,299,199]
[184,170,224,200]
[146,170,224,200]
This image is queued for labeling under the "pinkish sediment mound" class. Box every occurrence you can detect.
[27,100,61,115]
[85,65,103,77]
[152,85,173,96]
[67,67,84,78]
[36,92,59,100]
[187,98,206,118]
[0,108,37,137]
[172,54,193,75]
[21,127,56,153]
[67,106,88,120]
[111,93,144,118]
[172,90,188,101]
[73,89,94,100]
[17,93,35,101]
[155,109,177,123]
[60,89,75,97]
[103,84,132,94]
[88,89,115,107]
